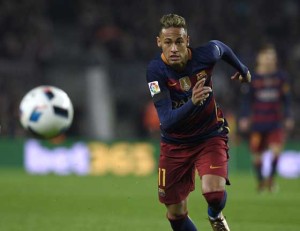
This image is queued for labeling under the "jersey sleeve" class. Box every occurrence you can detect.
[209,40,249,77]
[146,63,196,131]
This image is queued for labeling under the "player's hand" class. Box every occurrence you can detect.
[239,117,250,132]
[231,71,251,83]
[192,78,212,106]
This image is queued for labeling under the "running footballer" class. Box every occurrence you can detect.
[146,14,251,231]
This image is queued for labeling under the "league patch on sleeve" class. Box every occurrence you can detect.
[148,81,161,97]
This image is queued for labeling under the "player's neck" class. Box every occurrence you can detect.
[172,62,187,72]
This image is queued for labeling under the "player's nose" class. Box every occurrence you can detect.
[170,43,178,52]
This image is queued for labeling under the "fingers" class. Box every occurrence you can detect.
[193,78,209,93]
[192,85,212,105]
[231,71,251,83]
[193,93,210,102]
[193,86,212,96]
[194,78,206,89]
[230,72,240,81]
[192,78,212,105]
[245,71,251,83]
[240,71,251,83]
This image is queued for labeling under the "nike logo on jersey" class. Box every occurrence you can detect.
[168,82,177,87]
[209,165,223,169]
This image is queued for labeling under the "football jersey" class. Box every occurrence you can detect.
[146,40,248,144]
[240,70,292,132]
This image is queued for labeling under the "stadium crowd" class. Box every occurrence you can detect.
[0,0,300,139]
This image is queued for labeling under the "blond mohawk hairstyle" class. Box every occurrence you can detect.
[160,14,187,33]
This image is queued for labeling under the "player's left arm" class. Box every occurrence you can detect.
[210,40,251,83]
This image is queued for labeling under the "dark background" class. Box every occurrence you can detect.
[1,0,299,140]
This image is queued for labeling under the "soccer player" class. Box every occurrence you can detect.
[146,14,251,231]
[239,44,294,192]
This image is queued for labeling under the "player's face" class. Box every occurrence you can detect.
[257,48,277,68]
[157,27,189,70]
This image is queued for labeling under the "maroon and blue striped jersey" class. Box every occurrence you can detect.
[240,70,292,132]
[146,40,248,144]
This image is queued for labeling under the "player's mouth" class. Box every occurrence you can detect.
[169,55,180,62]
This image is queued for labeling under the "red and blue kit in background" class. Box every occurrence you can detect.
[147,40,248,204]
[240,71,293,153]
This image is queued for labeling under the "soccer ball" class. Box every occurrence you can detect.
[19,85,74,138]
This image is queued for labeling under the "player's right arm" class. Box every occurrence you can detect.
[146,64,211,131]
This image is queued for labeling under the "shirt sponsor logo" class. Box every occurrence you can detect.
[167,81,177,87]
[148,81,161,96]
[172,98,190,109]
[256,89,279,102]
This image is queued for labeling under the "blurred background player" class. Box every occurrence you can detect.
[146,14,251,231]
[239,44,294,192]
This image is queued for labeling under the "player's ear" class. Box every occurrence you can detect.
[157,36,162,48]
[187,35,190,47]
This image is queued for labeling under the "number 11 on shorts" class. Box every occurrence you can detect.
[158,168,166,187]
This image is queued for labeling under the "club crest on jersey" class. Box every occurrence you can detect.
[196,70,208,81]
[179,76,191,91]
[148,81,161,96]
